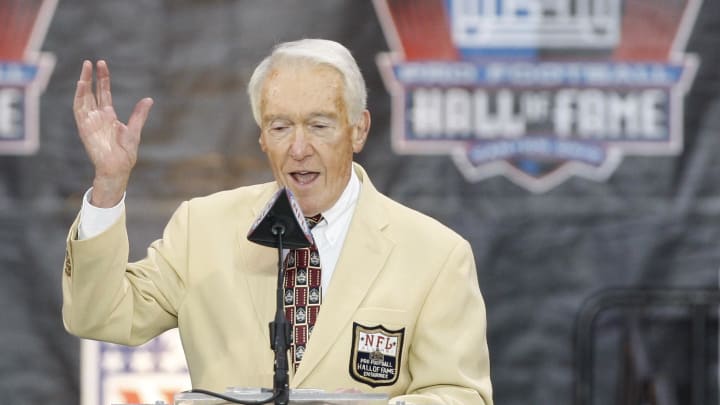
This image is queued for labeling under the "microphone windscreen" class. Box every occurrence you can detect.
[247,187,314,249]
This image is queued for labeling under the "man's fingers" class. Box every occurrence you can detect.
[78,59,92,82]
[126,97,154,139]
[72,80,89,115]
[73,60,96,113]
[96,60,113,108]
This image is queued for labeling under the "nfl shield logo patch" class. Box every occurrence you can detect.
[349,322,405,387]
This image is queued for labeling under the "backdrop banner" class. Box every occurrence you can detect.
[1,1,719,404]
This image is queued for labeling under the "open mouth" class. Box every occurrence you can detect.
[289,171,320,185]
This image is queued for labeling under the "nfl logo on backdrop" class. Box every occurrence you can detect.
[373,0,701,192]
[0,0,57,154]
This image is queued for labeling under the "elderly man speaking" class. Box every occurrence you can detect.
[62,38,493,405]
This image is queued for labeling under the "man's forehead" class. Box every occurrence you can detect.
[260,63,347,119]
[264,62,342,87]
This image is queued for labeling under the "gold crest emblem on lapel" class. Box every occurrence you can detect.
[349,322,405,387]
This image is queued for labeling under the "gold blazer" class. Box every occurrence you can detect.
[63,164,493,404]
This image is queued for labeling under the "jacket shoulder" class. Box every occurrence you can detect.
[374,192,467,248]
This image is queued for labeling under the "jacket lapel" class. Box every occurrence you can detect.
[291,165,394,387]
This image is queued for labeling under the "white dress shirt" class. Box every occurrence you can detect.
[78,166,361,295]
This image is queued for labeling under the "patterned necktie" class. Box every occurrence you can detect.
[283,214,323,371]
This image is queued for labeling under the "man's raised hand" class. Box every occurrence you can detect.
[73,60,153,207]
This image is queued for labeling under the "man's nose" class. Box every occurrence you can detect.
[289,128,313,160]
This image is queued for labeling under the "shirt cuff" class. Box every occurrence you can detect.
[78,187,126,240]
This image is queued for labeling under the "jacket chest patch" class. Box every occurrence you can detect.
[349,322,404,387]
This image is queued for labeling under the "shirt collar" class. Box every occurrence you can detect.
[318,165,360,227]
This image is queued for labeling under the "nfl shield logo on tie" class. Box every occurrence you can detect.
[349,322,405,387]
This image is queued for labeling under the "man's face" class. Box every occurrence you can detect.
[259,63,369,216]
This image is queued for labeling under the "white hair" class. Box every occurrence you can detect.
[247,39,367,126]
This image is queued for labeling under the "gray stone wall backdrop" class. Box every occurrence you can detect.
[1,1,720,404]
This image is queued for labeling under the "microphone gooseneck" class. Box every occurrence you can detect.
[269,219,291,405]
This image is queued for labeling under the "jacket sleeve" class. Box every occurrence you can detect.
[62,202,189,346]
[390,239,493,405]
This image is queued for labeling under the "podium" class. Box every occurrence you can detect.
[173,387,390,405]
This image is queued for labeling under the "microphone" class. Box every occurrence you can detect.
[246,186,313,405]
[247,187,313,249]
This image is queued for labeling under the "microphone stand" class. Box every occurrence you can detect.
[269,222,291,405]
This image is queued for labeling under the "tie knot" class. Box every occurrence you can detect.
[305,214,323,229]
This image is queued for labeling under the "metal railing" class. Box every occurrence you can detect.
[574,288,720,405]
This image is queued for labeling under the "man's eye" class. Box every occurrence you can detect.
[310,121,335,130]
[269,124,290,132]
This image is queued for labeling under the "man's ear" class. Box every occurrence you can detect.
[352,110,371,153]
